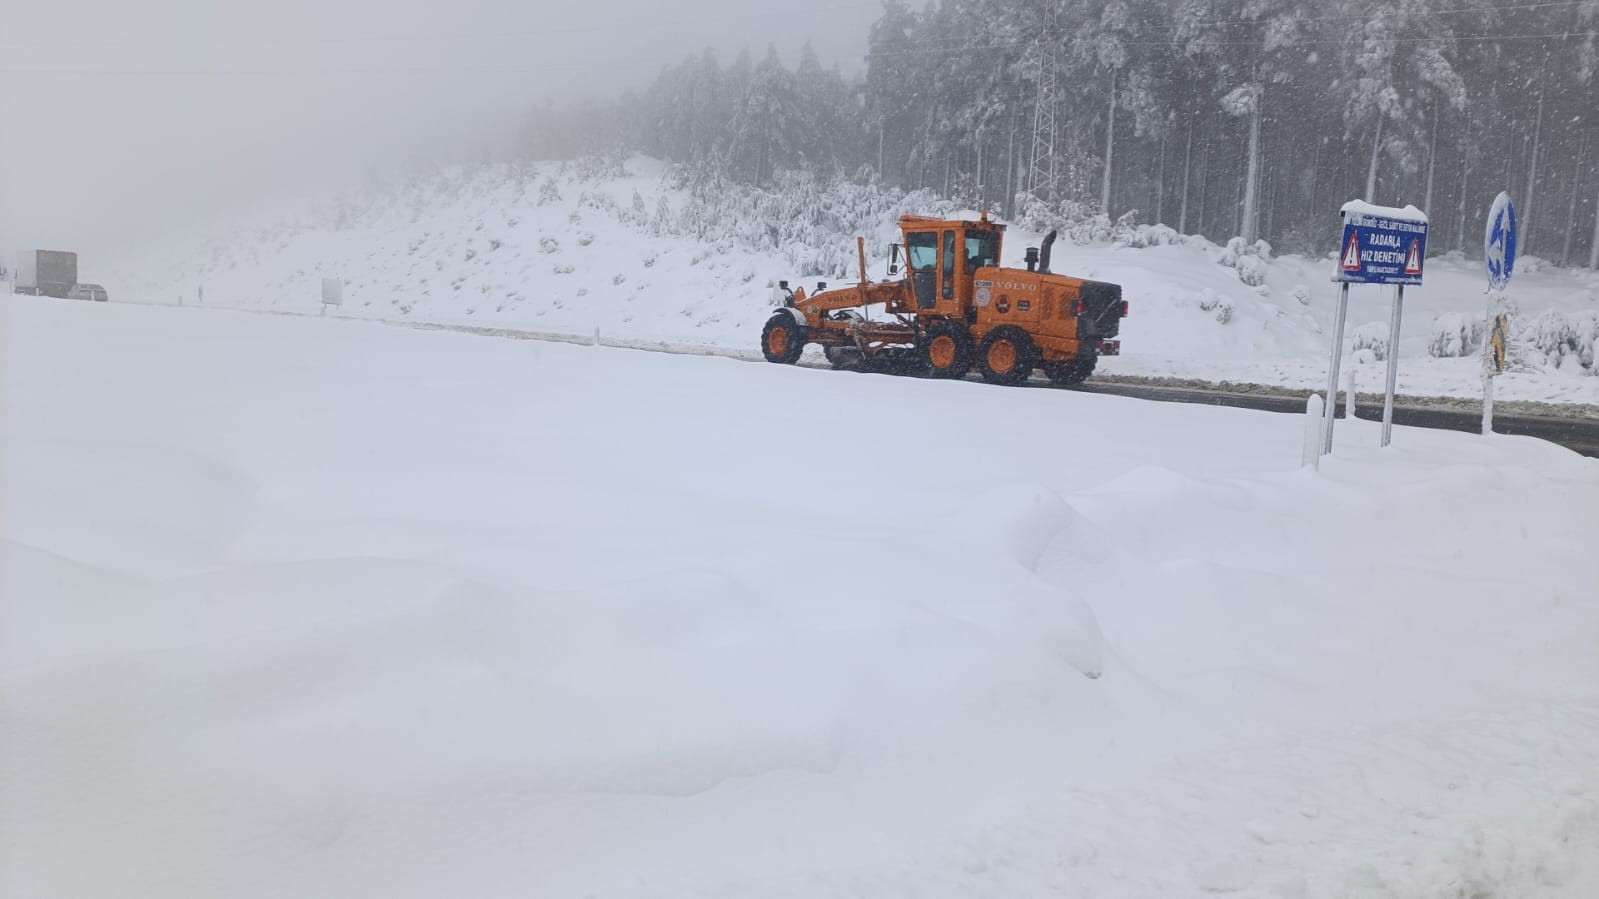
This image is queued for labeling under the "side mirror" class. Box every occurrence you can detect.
[887,244,901,277]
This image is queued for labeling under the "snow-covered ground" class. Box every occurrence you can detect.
[4,296,1597,897]
[109,157,1599,405]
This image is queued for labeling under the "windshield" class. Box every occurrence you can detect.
[965,232,999,270]
[906,232,938,270]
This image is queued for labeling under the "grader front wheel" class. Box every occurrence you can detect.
[761,313,806,364]
[922,320,974,379]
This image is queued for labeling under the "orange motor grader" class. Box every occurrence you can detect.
[759,214,1127,385]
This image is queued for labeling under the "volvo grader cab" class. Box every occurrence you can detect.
[760,214,1127,385]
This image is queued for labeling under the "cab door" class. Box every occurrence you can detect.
[940,229,957,304]
[906,231,939,310]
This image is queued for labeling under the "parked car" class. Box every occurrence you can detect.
[65,283,108,302]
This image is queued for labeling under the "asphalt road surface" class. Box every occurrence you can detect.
[108,301,1599,460]
[1072,379,1599,458]
[391,317,1599,460]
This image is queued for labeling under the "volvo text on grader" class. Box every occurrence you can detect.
[760,214,1127,385]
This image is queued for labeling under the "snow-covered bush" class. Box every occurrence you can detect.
[1196,290,1234,324]
[1236,254,1268,287]
[1116,222,1185,249]
[1518,309,1598,373]
[1428,313,1485,358]
[536,177,562,206]
[1349,321,1390,361]
[1216,237,1272,287]
[538,236,560,254]
[1293,284,1311,306]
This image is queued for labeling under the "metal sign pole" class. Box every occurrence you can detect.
[1321,281,1350,455]
[1480,192,1517,436]
[1482,289,1500,435]
[1381,284,1403,447]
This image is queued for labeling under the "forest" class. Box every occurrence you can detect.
[519,0,1599,266]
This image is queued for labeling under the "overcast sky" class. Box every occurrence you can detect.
[0,0,879,265]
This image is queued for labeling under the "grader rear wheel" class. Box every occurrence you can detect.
[978,326,1037,386]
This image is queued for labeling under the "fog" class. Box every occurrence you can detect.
[0,0,876,261]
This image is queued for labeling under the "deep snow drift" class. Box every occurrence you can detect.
[110,157,1599,405]
[3,297,1597,898]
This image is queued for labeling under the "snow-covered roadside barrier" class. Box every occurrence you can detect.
[4,297,1597,897]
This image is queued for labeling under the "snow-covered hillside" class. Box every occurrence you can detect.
[4,297,1598,897]
[113,156,1599,404]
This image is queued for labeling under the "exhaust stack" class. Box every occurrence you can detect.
[1039,230,1057,274]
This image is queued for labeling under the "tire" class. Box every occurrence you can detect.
[761,312,806,365]
[1044,350,1098,386]
[921,320,974,379]
[977,326,1037,385]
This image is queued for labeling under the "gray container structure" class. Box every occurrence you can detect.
[14,250,79,298]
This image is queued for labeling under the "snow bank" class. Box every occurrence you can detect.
[4,299,1597,898]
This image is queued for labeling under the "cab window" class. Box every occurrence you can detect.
[965,233,999,271]
[906,232,938,270]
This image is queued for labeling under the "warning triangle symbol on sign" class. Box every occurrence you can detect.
[1341,231,1362,271]
[1403,239,1422,275]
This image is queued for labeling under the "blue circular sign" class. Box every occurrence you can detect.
[1484,192,1517,291]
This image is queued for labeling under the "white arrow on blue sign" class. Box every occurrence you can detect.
[1332,200,1429,286]
[1484,192,1517,292]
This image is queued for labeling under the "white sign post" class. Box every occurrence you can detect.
[321,278,343,316]
[1481,192,1517,436]
[1326,200,1429,454]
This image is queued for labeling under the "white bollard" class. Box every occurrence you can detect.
[1303,393,1325,471]
[1483,374,1494,435]
[592,327,600,347]
[1344,369,1356,420]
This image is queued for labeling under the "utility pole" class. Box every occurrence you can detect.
[1029,40,1058,200]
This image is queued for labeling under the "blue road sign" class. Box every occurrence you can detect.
[1484,192,1517,291]
[1334,204,1429,285]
